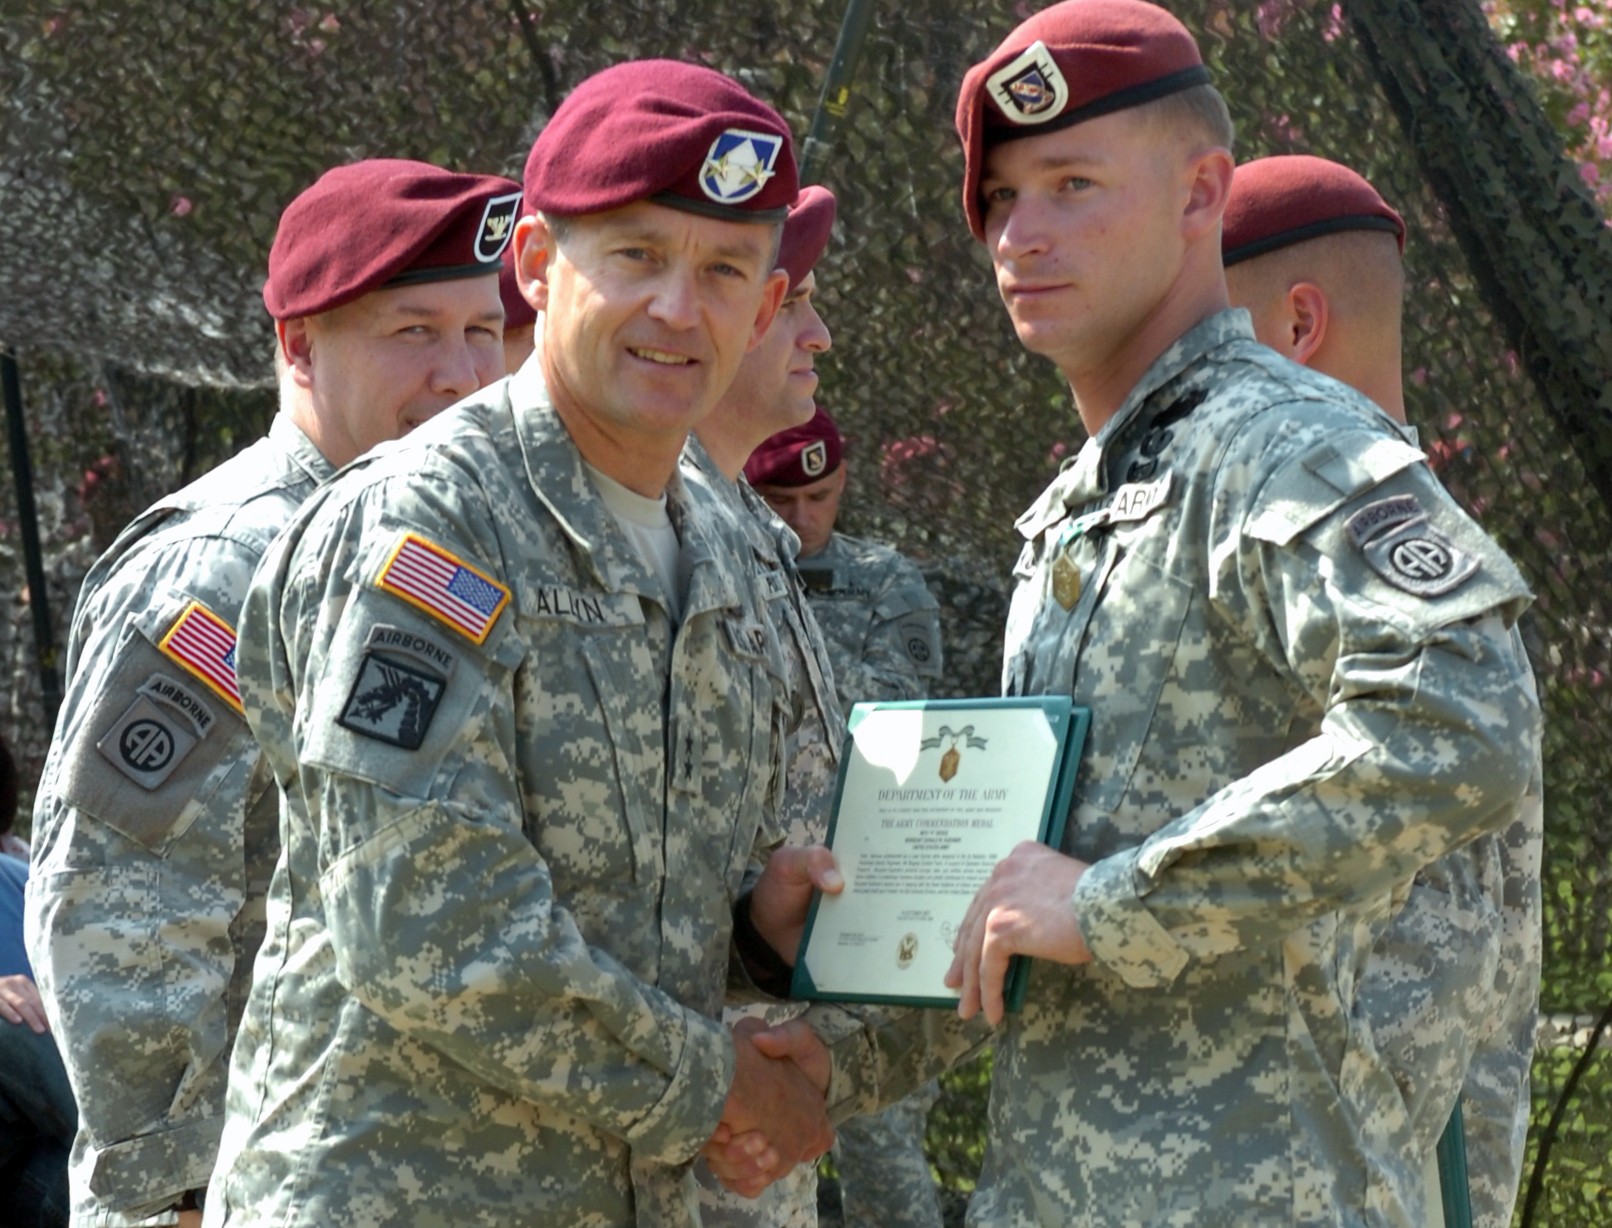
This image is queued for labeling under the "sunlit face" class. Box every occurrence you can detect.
[755,463,846,558]
[523,202,786,454]
[979,108,1190,375]
[717,270,832,437]
[287,275,506,467]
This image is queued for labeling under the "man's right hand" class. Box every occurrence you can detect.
[705,1017,833,1197]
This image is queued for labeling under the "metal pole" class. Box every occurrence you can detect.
[2,348,63,730]
[798,0,879,185]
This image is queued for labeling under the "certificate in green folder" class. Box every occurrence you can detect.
[790,696,1089,1010]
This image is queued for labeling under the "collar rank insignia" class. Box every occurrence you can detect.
[986,41,1070,126]
[475,191,523,263]
[700,129,782,204]
[158,601,243,714]
[377,533,510,644]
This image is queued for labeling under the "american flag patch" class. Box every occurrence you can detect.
[376,534,509,645]
[158,602,242,713]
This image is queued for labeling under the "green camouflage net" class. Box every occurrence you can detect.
[1,2,1607,1222]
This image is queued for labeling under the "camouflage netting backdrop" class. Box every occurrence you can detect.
[1,1,1607,1222]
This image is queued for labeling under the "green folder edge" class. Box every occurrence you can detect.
[789,695,1091,1012]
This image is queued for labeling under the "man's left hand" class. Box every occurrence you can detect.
[746,844,843,965]
[944,841,1092,1026]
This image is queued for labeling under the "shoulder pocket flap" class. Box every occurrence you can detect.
[1246,434,1425,546]
[873,589,938,620]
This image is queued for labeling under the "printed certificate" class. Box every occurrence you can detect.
[790,696,1089,1010]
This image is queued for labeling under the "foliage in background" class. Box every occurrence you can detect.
[1485,0,1612,204]
[2,1,1609,1223]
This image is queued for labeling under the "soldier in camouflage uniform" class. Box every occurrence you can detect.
[203,62,839,1227]
[717,4,1542,1225]
[1221,154,1544,1228]
[23,160,517,1228]
[748,406,946,1228]
[682,184,843,1228]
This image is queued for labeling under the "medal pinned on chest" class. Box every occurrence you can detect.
[1047,511,1102,610]
[1050,549,1082,610]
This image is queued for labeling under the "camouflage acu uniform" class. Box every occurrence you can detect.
[823,311,1540,1227]
[206,364,793,1227]
[24,414,334,1226]
[801,533,944,1228]
[1357,764,1542,1228]
[799,533,943,709]
[682,439,842,1228]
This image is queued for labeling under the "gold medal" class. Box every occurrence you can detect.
[1051,549,1081,610]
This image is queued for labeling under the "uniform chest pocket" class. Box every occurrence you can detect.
[513,604,660,892]
[1069,540,1195,820]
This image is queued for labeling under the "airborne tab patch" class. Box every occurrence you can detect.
[1346,495,1479,597]
[158,602,242,714]
[377,534,509,644]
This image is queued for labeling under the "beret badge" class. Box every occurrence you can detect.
[474,192,523,264]
[987,42,1070,125]
[700,128,784,205]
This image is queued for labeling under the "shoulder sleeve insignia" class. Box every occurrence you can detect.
[1345,495,1479,597]
[157,601,242,714]
[376,533,510,644]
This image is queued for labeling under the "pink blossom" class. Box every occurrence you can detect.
[169,195,192,217]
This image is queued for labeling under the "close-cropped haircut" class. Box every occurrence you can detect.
[1137,83,1236,155]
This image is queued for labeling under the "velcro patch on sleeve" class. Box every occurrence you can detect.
[338,651,449,750]
[375,533,510,644]
[1346,495,1479,597]
[157,601,242,713]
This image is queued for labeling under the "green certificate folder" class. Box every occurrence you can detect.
[790,696,1089,1010]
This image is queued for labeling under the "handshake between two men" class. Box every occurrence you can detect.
[702,838,1097,1198]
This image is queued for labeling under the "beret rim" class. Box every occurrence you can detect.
[1223,213,1405,267]
[987,64,1213,147]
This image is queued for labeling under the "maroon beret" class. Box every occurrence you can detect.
[776,185,837,292]
[744,404,843,488]
[955,0,1210,239]
[498,239,537,330]
[525,60,798,223]
[1223,155,1406,267]
[264,161,521,320]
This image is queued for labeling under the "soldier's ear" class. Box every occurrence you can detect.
[278,318,316,389]
[1284,281,1330,367]
[516,215,554,313]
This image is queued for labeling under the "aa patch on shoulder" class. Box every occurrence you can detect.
[1346,495,1479,597]
[700,129,782,205]
[376,533,510,644]
[338,650,449,750]
[474,190,522,263]
[95,673,216,791]
[985,41,1070,126]
[157,601,242,714]
[902,622,935,665]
